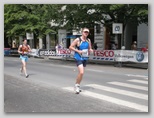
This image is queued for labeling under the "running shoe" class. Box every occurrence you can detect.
[26,74,29,78]
[75,84,81,94]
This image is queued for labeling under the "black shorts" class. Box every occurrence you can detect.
[76,60,87,67]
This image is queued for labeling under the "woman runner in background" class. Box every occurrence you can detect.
[18,39,31,78]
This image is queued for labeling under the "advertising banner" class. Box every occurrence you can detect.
[114,50,148,63]
[38,49,56,56]
[4,48,11,55]
[37,49,148,63]
[89,50,114,61]
[29,49,39,57]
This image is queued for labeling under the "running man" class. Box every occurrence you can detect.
[69,28,93,94]
[18,39,31,78]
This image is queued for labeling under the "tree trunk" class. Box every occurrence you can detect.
[46,34,50,49]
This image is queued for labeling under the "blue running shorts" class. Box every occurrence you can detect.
[76,60,87,67]
[20,55,28,62]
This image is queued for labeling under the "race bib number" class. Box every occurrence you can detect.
[82,49,88,57]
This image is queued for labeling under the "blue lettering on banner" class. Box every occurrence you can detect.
[92,57,113,61]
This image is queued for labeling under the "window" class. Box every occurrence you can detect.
[96,24,101,33]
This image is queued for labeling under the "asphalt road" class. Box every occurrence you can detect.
[4,56,148,112]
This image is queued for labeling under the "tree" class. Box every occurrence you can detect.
[100,4,148,46]
[4,4,57,48]
[54,4,148,47]
[5,4,148,48]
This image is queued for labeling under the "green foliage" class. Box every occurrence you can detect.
[57,4,148,31]
[4,4,148,40]
[4,4,57,39]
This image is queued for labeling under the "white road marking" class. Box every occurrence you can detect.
[63,87,148,112]
[85,84,148,100]
[143,78,148,80]
[127,79,148,85]
[108,82,148,91]
[126,74,148,78]
[86,69,104,72]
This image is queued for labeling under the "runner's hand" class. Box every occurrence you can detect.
[89,49,93,53]
[77,50,83,55]
[23,52,28,54]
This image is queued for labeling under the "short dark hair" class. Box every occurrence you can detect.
[22,38,27,42]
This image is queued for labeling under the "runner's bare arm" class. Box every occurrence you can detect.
[88,39,93,52]
[28,45,32,52]
[18,45,22,54]
[69,38,82,55]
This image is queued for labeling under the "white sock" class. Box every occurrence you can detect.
[75,84,80,87]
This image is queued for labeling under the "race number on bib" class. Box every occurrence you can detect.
[81,49,88,57]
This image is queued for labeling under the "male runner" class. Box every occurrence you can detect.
[69,28,93,94]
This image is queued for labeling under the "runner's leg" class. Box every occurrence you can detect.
[76,64,84,84]
[74,64,84,94]
[21,60,28,77]
[20,65,23,73]
[20,56,23,74]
